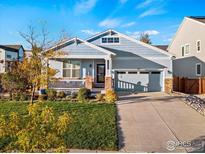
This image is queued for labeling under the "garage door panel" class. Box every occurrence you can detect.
[115,71,162,92]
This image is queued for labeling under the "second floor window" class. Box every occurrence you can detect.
[185,44,190,55]
[197,40,201,52]
[6,55,12,59]
[101,37,120,44]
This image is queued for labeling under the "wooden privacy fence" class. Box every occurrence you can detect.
[173,76,205,94]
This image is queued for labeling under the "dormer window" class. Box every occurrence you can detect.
[101,37,120,44]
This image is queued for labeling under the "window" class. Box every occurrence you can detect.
[101,37,119,44]
[182,46,185,56]
[102,38,107,43]
[6,55,12,59]
[108,37,113,43]
[185,44,190,55]
[117,71,126,74]
[196,63,202,76]
[63,60,80,78]
[197,40,201,52]
[151,72,160,74]
[128,72,138,74]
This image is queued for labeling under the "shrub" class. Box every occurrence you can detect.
[0,102,70,152]
[46,89,57,101]
[38,94,47,101]
[77,88,91,103]
[19,93,28,101]
[12,93,20,101]
[70,91,77,99]
[96,93,104,101]
[57,91,66,98]
[104,90,118,103]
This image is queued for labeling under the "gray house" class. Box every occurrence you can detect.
[0,45,24,73]
[168,16,205,78]
[48,29,173,92]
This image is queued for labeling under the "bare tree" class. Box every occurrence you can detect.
[19,23,61,103]
[139,32,152,44]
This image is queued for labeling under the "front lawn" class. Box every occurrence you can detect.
[0,101,118,151]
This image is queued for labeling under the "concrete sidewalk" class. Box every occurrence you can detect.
[117,92,205,152]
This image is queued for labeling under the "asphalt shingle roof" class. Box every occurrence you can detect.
[188,16,205,24]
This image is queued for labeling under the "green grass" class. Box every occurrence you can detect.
[0,101,118,151]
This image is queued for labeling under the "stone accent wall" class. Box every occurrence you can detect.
[105,76,112,90]
[165,78,173,93]
[84,76,93,89]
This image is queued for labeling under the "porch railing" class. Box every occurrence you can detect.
[49,79,85,90]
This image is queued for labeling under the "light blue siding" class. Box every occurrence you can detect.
[58,40,107,56]
[173,56,205,78]
[88,32,172,78]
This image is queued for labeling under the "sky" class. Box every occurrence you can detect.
[0,0,205,49]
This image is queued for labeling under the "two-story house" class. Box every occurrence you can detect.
[0,45,24,73]
[168,16,205,78]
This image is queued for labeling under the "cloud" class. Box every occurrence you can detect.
[81,29,99,35]
[139,8,165,18]
[136,0,154,8]
[126,30,159,39]
[122,22,136,27]
[74,0,97,15]
[119,0,128,4]
[99,18,121,28]
[144,30,159,35]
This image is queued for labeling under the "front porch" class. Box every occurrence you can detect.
[48,58,113,92]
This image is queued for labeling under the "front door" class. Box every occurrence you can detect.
[97,64,105,83]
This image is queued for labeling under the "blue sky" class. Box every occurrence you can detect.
[0,0,205,48]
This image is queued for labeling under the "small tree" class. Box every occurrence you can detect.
[20,24,62,103]
[1,62,28,99]
[139,32,152,44]
[0,102,70,152]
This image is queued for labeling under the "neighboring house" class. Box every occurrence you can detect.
[168,16,205,78]
[154,45,168,51]
[0,45,24,73]
[48,29,173,92]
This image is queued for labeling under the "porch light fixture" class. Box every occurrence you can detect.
[89,64,92,68]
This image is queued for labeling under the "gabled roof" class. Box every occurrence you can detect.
[0,45,24,52]
[86,29,172,57]
[46,37,116,56]
[154,45,168,51]
[168,16,205,50]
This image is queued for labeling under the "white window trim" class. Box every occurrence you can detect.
[62,60,81,78]
[184,44,190,55]
[196,63,202,76]
[196,40,201,53]
[101,36,120,45]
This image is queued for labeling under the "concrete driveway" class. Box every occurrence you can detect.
[117,92,205,152]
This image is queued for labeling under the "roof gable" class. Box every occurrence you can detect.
[87,29,172,57]
[46,37,116,56]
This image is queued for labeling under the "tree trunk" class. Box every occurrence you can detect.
[30,84,36,104]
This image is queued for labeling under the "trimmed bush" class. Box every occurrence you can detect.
[38,94,47,101]
[77,88,91,102]
[12,93,20,101]
[96,93,104,101]
[20,93,28,101]
[57,91,66,98]
[71,91,77,99]
[104,90,118,103]
[46,89,57,101]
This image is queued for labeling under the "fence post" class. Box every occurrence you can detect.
[199,77,202,94]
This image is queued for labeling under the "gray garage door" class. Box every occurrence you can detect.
[115,71,162,92]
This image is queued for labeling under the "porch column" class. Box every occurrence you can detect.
[105,57,112,90]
